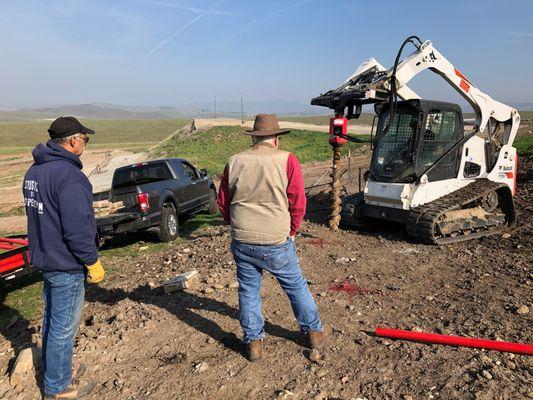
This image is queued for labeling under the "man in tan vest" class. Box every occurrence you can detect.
[217,114,331,361]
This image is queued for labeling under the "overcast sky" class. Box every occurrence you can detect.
[0,0,532,106]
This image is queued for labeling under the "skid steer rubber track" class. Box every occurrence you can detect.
[406,179,516,245]
[340,192,368,228]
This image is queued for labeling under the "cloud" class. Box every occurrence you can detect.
[146,14,204,55]
[154,2,243,16]
[220,0,313,48]
[146,0,231,56]
[505,32,533,37]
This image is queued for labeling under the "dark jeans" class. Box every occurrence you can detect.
[42,271,85,395]
[231,238,322,343]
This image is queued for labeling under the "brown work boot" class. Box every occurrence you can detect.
[43,377,96,399]
[308,324,333,350]
[245,339,263,362]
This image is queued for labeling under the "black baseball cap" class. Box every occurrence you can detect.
[48,116,95,139]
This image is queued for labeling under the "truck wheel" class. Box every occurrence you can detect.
[158,204,179,242]
[208,188,218,215]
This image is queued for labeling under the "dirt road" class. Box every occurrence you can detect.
[1,156,531,400]
[193,118,372,135]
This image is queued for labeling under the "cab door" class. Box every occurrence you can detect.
[417,108,463,182]
[170,160,195,212]
[180,161,210,209]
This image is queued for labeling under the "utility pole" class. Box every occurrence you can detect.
[214,96,217,119]
[240,90,244,124]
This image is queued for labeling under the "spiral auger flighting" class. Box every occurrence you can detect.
[329,144,343,231]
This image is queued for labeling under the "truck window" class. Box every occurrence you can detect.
[181,162,200,181]
[113,163,173,188]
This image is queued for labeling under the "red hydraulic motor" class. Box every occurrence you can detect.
[329,114,348,146]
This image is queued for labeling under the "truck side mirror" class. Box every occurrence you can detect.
[200,168,208,177]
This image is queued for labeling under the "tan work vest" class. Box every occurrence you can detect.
[227,142,291,245]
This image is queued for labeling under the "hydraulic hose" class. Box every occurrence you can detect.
[376,36,422,143]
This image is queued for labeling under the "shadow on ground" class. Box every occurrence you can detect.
[86,284,303,360]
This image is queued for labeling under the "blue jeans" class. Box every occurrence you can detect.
[231,238,322,343]
[42,271,85,395]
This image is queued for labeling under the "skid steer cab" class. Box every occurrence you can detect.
[369,99,464,185]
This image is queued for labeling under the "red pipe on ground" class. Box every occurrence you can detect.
[375,326,533,355]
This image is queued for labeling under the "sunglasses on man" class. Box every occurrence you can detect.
[75,134,89,144]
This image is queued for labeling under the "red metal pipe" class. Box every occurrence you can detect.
[376,326,533,355]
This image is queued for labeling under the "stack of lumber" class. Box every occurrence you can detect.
[93,200,124,217]
[164,270,200,293]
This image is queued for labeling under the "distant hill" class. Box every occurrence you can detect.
[0,104,168,120]
[0,101,531,121]
[511,103,533,111]
[175,100,324,116]
[0,101,326,121]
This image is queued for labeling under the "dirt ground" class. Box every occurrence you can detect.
[0,153,531,400]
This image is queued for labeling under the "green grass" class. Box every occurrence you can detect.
[0,230,25,237]
[0,206,25,218]
[515,135,533,156]
[517,111,533,120]
[0,147,33,155]
[180,213,223,237]
[99,213,222,258]
[99,234,171,258]
[0,119,190,149]
[154,125,369,175]
[0,171,26,188]
[0,276,44,327]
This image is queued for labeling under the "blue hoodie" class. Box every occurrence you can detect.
[23,141,99,273]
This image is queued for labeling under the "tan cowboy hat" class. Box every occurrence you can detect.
[244,114,290,136]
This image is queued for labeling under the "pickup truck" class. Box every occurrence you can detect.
[95,158,217,243]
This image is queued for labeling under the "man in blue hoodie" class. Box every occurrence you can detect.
[23,116,105,399]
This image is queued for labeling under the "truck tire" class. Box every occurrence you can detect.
[158,203,179,242]
[208,187,218,215]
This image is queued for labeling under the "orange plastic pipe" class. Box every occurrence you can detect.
[376,326,533,355]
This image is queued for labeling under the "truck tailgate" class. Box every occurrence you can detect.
[111,187,138,210]
[96,211,140,232]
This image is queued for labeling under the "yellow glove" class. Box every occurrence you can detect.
[86,259,105,284]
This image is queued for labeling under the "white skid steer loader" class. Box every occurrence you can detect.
[311,36,520,244]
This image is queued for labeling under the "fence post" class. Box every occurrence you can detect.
[348,150,351,186]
